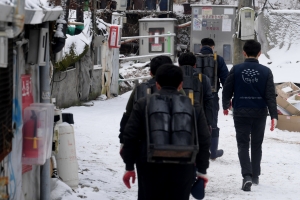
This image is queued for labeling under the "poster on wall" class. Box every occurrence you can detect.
[202,7,212,15]
[224,8,234,15]
[222,18,232,32]
[193,16,202,31]
[149,28,164,52]
[193,8,199,15]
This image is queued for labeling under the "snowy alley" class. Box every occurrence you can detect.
[58,86,300,200]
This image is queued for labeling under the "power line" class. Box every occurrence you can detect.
[262,0,268,11]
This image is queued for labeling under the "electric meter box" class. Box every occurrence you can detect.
[238,7,255,40]
[190,5,237,64]
[0,36,8,68]
[139,18,177,62]
[27,28,49,66]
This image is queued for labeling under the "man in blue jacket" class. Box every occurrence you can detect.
[200,38,229,159]
[222,40,278,191]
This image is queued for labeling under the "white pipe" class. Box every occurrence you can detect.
[119,53,172,61]
[99,20,112,27]
[68,21,84,25]
[119,76,151,82]
[51,156,57,168]
[178,21,191,28]
[121,33,176,40]
[13,0,25,37]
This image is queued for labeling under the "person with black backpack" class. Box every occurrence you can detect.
[119,56,186,149]
[178,52,214,130]
[199,38,229,160]
[121,64,211,200]
[119,56,174,148]
[119,56,185,199]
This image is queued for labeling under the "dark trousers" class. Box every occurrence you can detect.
[212,92,219,129]
[233,116,267,178]
[211,92,219,138]
[137,162,194,200]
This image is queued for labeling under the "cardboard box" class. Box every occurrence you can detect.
[276,82,300,99]
[277,105,291,115]
[295,94,300,100]
[277,115,300,132]
[276,95,300,116]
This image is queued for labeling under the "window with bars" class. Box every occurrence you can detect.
[0,38,13,162]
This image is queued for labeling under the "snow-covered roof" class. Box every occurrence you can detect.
[0,0,13,5]
[24,0,63,24]
[0,2,14,22]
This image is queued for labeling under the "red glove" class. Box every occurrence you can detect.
[123,171,136,189]
[270,119,277,131]
[196,172,208,188]
[223,110,229,115]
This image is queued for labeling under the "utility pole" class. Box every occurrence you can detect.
[233,0,252,65]
[40,22,51,200]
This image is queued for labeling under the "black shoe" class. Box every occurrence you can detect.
[210,149,224,160]
[252,177,259,185]
[242,176,252,191]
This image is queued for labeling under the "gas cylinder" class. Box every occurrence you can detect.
[54,109,79,189]
[22,111,39,158]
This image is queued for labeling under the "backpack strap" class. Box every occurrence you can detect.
[198,73,203,106]
[188,90,194,106]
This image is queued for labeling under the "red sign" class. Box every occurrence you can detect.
[108,25,120,48]
[21,74,34,174]
[21,74,34,116]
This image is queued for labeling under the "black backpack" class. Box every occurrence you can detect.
[195,53,218,92]
[146,94,199,164]
[180,65,204,106]
[134,78,157,102]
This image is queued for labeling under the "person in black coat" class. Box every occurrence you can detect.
[178,52,214,128]
[222,40,278,191]
[200,38,229,159]
[122,64,211,200]
[119,56,173,146]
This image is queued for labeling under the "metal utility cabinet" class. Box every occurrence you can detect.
[139,18,177,62]
[190,5,237,64]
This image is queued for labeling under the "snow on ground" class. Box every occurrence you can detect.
[50,1,300,199]
[58,84,300,200]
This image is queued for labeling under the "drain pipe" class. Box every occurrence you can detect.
[178,21,191,28]
[13,0,25,37]
[40,22,51,200]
